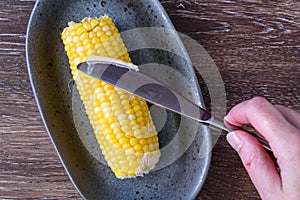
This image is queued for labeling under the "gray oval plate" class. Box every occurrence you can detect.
[26,0,211,199]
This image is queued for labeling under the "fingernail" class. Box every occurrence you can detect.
[224,115,233,125]
[226,132,242,152]
[223,115,229,123]
[223,115,232,126]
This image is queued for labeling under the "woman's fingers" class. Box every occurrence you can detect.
[275,105,300,129]
[226,97,300,200]
[225,97,297,149]
[226,131,282,199]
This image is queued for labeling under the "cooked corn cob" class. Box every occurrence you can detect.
[61,16,160,178]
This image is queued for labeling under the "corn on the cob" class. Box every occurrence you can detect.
[61,16,160,178]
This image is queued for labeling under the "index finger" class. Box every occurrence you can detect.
[225,97,298,148]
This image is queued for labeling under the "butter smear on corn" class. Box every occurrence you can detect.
[61,16,160,179]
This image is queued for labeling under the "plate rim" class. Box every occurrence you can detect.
[25,0,212,199]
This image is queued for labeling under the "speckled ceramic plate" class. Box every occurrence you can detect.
[26,0,211,199]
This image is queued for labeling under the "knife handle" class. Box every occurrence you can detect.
[205,117,272,152]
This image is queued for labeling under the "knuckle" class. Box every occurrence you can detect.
[248,97,268,108]
[247,97,271,114]
[238,145,259,170]
[244,154,257,169]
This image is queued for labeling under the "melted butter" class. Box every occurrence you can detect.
[87,56,139,71]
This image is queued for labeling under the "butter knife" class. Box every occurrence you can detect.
[77,59,271,151]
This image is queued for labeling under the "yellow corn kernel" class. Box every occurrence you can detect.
[61,16,160,179]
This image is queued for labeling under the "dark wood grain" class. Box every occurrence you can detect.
[160,1,300,200]
[1,0,299,199]
[0,0,80,199]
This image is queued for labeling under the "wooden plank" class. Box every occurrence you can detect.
[159,1,299,199]
[0,0,299,199]
[0,0,80,199]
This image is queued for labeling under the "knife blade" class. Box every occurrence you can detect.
[77,59,271,151]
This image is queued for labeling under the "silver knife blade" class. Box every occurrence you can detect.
[77,60,272,151]
[77,60,211,122]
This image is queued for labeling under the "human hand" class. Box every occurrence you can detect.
[225,97,300,200]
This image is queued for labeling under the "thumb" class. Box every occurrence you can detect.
[226,131,282,199]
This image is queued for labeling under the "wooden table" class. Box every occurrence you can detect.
[1,0,299,199]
